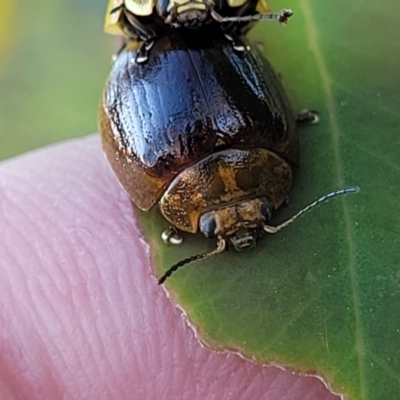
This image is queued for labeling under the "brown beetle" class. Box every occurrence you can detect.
[100,29,356,283]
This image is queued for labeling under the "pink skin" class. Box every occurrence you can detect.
[0,136,340,400]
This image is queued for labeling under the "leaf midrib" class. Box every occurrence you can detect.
[300,1,365,398]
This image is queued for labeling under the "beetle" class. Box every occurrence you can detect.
[104,0,292,62]
[100,29,356,284]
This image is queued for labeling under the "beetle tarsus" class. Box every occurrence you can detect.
[296,110,319,125]
[161,226,183,245]
[135,39,155,63]
[277,9,293,24]
[224,33,249,52]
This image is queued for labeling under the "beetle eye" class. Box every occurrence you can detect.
[260,202,273,221]
[199,214,217,238]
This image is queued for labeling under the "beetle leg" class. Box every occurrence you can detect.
[295,110,319,125]
[111,18,155,62]
[223,33,249,52]
[212,0,257,33]
[123,10,156,42]
[214,2,254,53]
[161,226,183,246]
[136,39,155,63]
[111,3,156,42]
[113,5,157,63]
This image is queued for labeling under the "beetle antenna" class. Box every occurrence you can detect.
[211,8,293,24]
[264,187,359,234]
[158,238,226,284]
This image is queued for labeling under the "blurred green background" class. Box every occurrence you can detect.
[0,0,114,160]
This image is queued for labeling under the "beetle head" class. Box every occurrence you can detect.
[157,187,359,284]
[164,0,209,28]
[199,198,272,250]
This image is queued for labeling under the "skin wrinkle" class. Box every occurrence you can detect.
[93,257,126,378]
[106,277,133,378]
[1,200,44,396]
[2,153,111,398]
[52,258,102,387]
[67,147,139,392]
[0,135,340,400]
[281,374,309,400]
[36,206,109,393]
[0,208,63,384]
[85,215,149,395]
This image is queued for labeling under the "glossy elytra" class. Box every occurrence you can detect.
[104,0,292,62]
[100,29,357,284]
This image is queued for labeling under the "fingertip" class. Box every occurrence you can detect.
[0,136,340,400]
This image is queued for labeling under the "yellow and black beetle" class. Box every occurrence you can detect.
[104,0,292,62]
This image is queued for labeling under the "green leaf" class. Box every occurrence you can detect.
[139,0,400,399]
